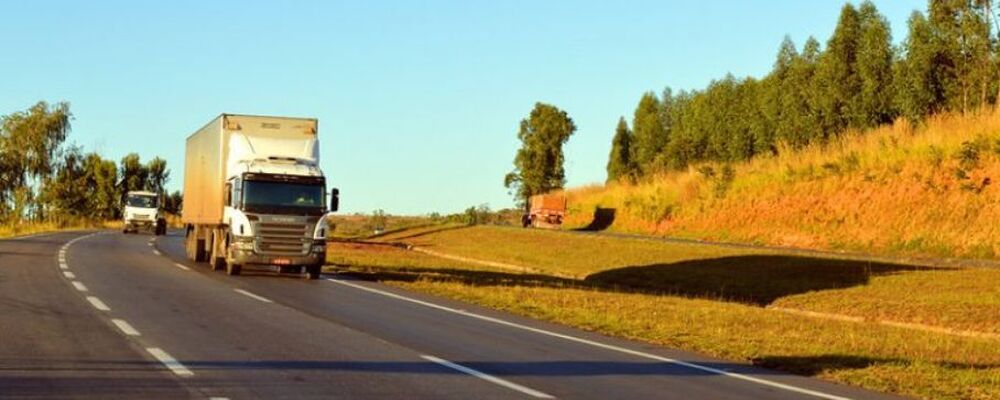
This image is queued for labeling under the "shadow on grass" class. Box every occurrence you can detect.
[573,208,616,232]
[586,255,943,305]
[751,354,998,376]
[343,255,947,306]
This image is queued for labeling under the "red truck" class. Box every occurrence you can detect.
[522,194,567,228]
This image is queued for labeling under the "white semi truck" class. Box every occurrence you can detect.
[123,190,166,235]
[182,114,338,279]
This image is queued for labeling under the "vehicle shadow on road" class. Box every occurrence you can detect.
[82,359,759,376]
[343,254,948,306]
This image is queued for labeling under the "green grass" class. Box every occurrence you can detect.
[401,225,756,277]
[326,224,1000,399]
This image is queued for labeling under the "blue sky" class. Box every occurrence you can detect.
[1,0,925,214]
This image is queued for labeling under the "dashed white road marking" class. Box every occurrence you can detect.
[422,355,554,398]
[173,262,191,271]
[147,242,154,247]
[146,347,194,377]
[234,289,273,303]
[59,262,69,270]
[111,319,141,336]
[152,249,161,256]
[86,296,110,311]
[71,281,88,292]
[63,271,76,279]
[329,278,850,400]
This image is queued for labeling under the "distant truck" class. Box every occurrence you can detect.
[123,191,166,235]
[522,194,566,228]
[182,114,339,279]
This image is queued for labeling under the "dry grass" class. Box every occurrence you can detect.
[0,219,120,239]
[327,214,438,239]
[564,110,1000,260]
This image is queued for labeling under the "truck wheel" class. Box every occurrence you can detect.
[209,243,225,271]
[195,239,207,262]
[305,265,321,280]
[226,262,242,276]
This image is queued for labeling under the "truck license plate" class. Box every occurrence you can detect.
[273,258,291,265]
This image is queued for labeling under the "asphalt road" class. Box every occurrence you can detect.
[0,230,901,399]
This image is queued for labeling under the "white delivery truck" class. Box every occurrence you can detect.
[123,190,167,235]
[182,114,338,279]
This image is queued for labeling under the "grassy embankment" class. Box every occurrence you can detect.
[326,214,438,240]
[327,225,999,400]
[0,219,122,239]
[563,110,1000,260]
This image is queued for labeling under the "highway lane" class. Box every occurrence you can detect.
[0,231,191,399]
[0,230,902,399]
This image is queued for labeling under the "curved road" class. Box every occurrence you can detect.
[0,230,899,399]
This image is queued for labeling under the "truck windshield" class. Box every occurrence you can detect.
[127,195,158,208]
[243,180,325,214]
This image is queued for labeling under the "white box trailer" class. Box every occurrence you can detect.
[182,114,338,279]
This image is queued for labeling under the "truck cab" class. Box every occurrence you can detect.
[123,191,166,235]
[220,159,337,278]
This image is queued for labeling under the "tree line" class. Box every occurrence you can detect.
[608,0,999,181]
[0,101,180,225]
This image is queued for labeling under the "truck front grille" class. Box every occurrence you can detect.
[257,222,308,254]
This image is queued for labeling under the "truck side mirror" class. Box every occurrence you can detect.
[330,188,339,212]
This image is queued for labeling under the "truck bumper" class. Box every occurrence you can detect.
[229,248,325,267]
[125,220,154,229]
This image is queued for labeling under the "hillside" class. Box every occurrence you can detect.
[565,110,1000,260]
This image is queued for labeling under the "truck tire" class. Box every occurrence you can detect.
[209,241,225,271]
[195,239,207,262]
[305,264,321,280]
[226,262,241,276]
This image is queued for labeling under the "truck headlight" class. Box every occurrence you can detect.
[233,236,255,250]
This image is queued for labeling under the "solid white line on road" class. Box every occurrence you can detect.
[71,281,88,292]
[63,271,75,279]
[234,289,273,303]
[86,296,110,311]
[152,249,161,256]
[146,347,194,377]
[329,278,850,400]
[422,355,554,399]
[111,319,141,336]
[173,262,191,271]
